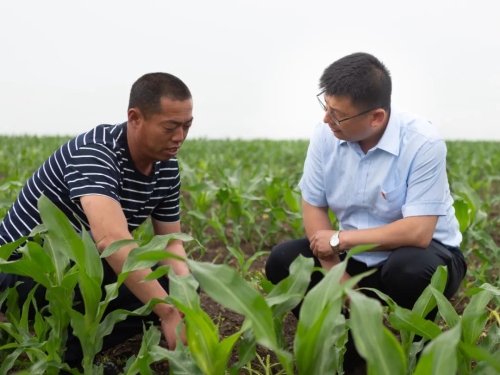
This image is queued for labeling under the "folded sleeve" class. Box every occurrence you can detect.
[298,124,328,207]
[151,169,181,223]
[64,144,121,202]
[402,140,448,217]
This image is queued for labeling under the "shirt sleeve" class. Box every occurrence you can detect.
[402,140,449,217]
[298,124,328,207]
[151,169,181,223]
[64,144,121,202]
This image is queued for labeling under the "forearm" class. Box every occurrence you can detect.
[99,239,174,319]
[158,239,190,275]
[339,216,437,252]
[303,200,333,238]
[302,199,341,267]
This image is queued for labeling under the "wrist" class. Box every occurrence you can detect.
[338,230,349,251]
[329,230,342,254]
[155,303,177,320]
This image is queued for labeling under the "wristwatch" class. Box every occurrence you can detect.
[329,231,342,254]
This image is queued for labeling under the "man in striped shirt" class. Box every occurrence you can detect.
[0,73,193,368]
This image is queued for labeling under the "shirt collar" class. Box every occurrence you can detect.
[374,109,400,156]
[339,108,400,156]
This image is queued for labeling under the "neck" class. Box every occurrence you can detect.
[358,110,391,154]
[126,124,154,176]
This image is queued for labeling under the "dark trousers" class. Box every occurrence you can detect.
[265,238,467,370]
[0,259,169,368]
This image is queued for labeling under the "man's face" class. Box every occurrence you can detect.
[322,95,375,142]
[134,97,193,162]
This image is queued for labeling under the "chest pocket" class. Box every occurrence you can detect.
[372,182,407,222]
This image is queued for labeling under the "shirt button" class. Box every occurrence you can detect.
[357,190,362,194]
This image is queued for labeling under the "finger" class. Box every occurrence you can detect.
[309,237,315,250]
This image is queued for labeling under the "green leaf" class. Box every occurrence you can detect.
[142,265,171,282]
[81,228,104,284]
[359,287,397,311]
[429,286,460,328]
[265,255,314,317]
[453,198,471,233]
[123,324,161,375]
[187,210,207,221]
[294,260,357,375]
[151,343,203,374]
[0,254,52,288]
[413,265,448,318]
[171,297,227,375]
[459,341,500,373]
[186,260,279,351]
[298,260,346,329]
[134,250,185,262]
[167,270,200,311]
[295,304,344,375]
[348,290,406,375]
[0,236,27,260]
[241,250,269,277]
[100,239,143,258]
[37,194,79,281]
[283,188,300,213]
[226,246,244,266]
[413,324,461,375]
[462,290,491,345]
[119,233,194,276]
[389,307,442,340]
[345,244,378,259]
[480,322,500,353]
[227,330,256,375]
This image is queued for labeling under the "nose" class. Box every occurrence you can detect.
[323,110,332,124]
[172,125,185,143]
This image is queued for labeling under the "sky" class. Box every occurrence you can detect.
[0,0,499,141]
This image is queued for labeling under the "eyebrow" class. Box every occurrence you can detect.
[328,106,346,117]
[162,117,194,126]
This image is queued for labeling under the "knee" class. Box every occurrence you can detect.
[265,242,291,285]
[381,258,442,309]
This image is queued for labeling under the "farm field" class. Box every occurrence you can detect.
[0,135,499,375]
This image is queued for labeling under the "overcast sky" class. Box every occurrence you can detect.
[0,0,499,140]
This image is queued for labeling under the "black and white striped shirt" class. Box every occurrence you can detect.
[0,123,180,247]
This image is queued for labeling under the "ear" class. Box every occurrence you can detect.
[370,109,387,128]
[127,108,143,128]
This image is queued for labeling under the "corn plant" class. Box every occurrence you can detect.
[0,195,192,374]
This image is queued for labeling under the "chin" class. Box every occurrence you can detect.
[332,131,345,140]
[157,155,172,162]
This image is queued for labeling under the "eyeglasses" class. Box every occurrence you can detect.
[316,90,376,126]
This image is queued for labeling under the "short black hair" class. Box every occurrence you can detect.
[319,52,392,111]
[128,73,192,118]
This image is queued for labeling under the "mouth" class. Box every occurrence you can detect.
[164,147,180,156]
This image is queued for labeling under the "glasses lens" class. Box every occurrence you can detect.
[317,94,326,111]
[329,111,340,126]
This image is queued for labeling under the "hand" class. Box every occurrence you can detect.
[310,230,336,260]
[340,272,352,285]
[160,308,187,350]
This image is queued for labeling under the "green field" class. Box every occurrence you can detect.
[0,136,499,375]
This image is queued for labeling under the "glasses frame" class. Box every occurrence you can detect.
[316,90,376,126]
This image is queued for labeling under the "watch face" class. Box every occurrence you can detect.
[330,235,339,247]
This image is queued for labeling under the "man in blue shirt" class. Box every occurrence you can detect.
[265,52,467,374]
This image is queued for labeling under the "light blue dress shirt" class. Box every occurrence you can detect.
[298,108,462,267]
